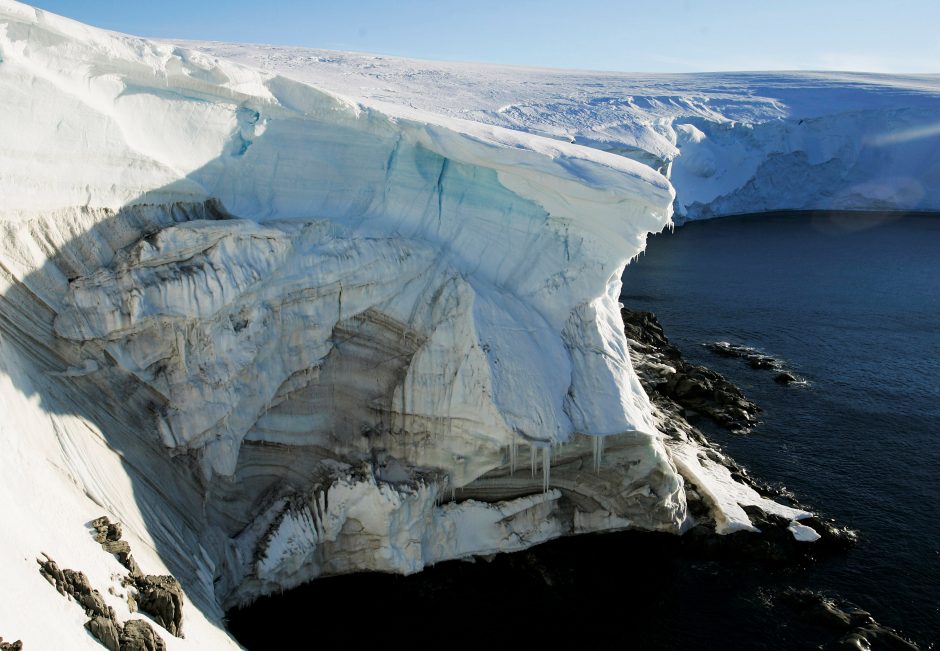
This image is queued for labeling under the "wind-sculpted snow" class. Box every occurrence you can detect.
[193,43,940,219]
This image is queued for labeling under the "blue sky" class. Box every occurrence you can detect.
[30,0,940,73]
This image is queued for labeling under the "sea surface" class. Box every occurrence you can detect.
[619,212,940,646]
[228,212,939,649]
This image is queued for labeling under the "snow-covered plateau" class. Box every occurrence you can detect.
[1,1,938,649]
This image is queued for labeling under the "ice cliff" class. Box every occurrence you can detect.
[2,2,932,649]
[196,44,940,220]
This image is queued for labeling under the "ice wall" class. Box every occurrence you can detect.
[0,2,689,644]
[670,103,940,220]
[0,0,674,468]
[194,44,940,220]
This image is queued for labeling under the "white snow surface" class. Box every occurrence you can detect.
[189,41,940,219]
[1,2,930,649]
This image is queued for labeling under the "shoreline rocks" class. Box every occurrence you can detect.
[623,307,761,431]
[704,341,806,385]
[678,507,857,564]
[622,306,857,559]
[779,589,919,651]
[620,306,919,647]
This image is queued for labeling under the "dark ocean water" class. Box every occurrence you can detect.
[228,212,938,649]
[620,212,940,646]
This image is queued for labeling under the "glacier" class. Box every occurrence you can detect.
[193,43,940,220]
[1,2,937,649]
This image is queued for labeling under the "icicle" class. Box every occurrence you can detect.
[593,436,604,473]
[542,446,551,492]
[509,436,517,475]
[530,445,537,479]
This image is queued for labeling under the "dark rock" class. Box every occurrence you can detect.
[92,516,128,554]
[0,637,24,650]
[90,517,112,544]
[106,523,123,542]
[63,567,93,593]
[798,516,858,552]
[64,570,112,620]
[749,356,777,370]
[703,341,809,385]
[117,552,142,578]
[37,555,66,594]
[843,605,877,628]
[621,307,911,648]
[672,376,699,398]
[88,517,185,637]
[620,308,681,359]
[102,540,131,555]
[658,365,760,432]
[677,506,856,566]
[134,575,184,638]
[38,555,113,620]
[86,615,121,651]
[38,553,174,650]
[77,589,110,619]
[92,515,128,551]
[780,589,919,651]
[805,595,853,628]
[38,555,118,625]
[120,620,167,651]
[704,341,778,367]
[837,626,920,651]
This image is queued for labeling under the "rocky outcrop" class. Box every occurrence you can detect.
[622,306,859,557]
[37,517,184,650]
[38,555,115,622]
[615,308,919,646]
[132,576,184,639]
[37,553,167,651]
[118,621,166,651]
[779,589,919,650]
[0,638,23,650]
[91,517,138,574]
[704,341,805,385]
[621,308,683,359]
[90,517,183,638]
[680,507,857,564]
[623,308,760,431]
[87,616,121,651]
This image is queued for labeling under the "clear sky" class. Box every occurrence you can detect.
[28,0,940,73]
